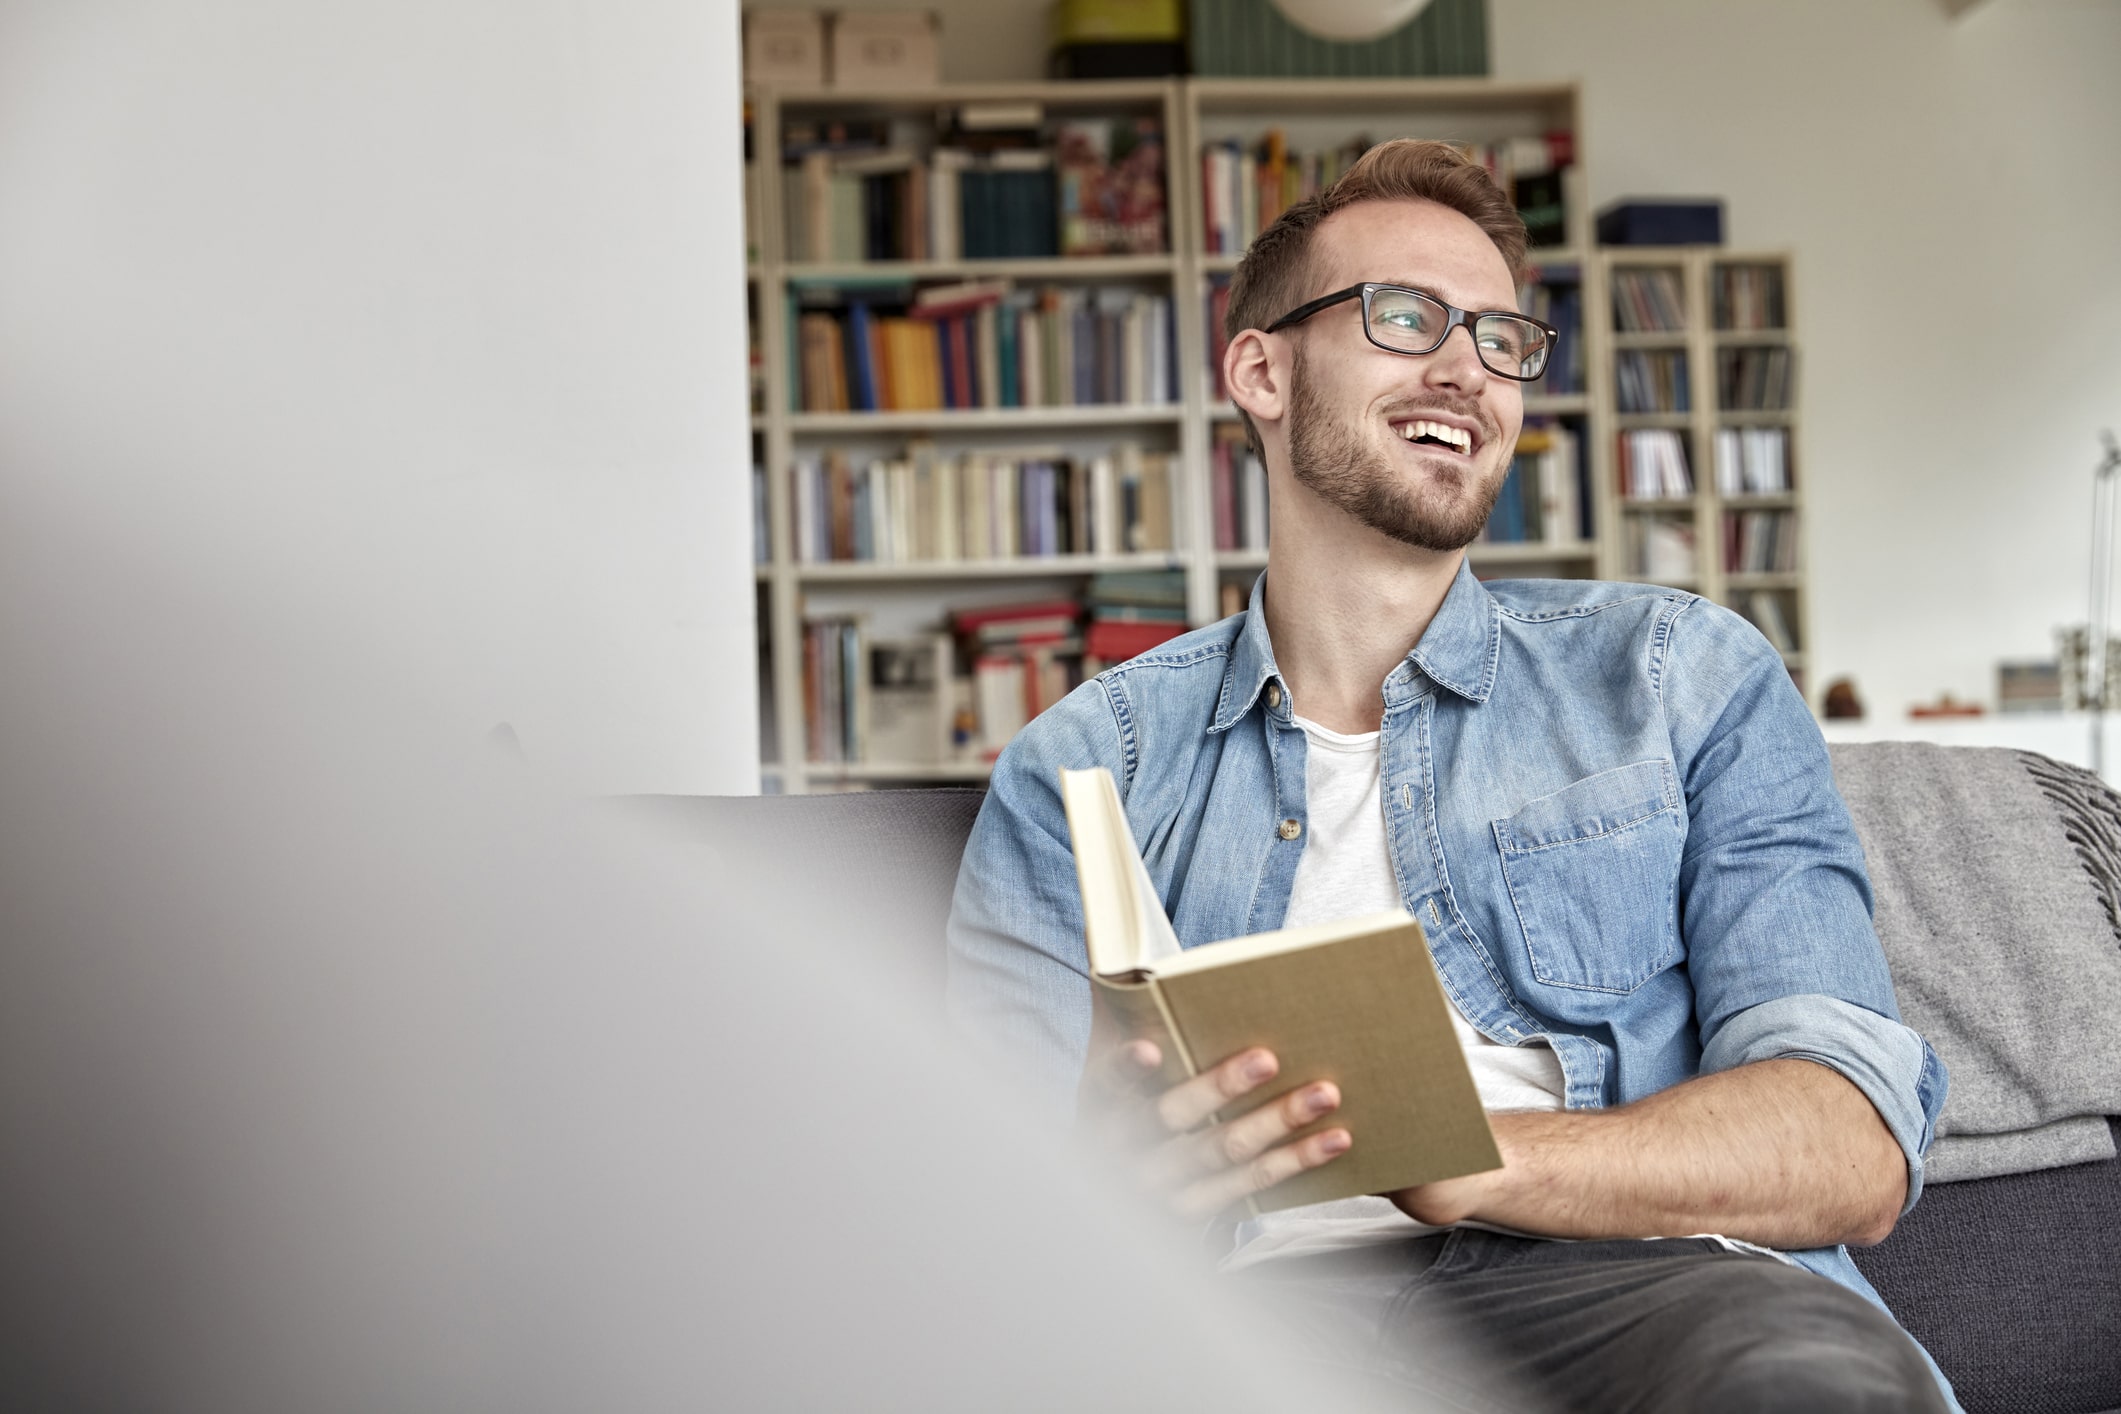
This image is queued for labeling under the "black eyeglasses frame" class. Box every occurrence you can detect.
[1262,282,1558,382]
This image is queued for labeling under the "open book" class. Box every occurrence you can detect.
[1061,766,1501,1213]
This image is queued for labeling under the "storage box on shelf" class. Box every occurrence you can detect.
[748,79,1611,790]
[1596,247,1806,689]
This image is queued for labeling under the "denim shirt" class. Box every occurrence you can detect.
[945,562,1948,1316]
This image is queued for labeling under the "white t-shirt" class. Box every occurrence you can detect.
[1225,713,1565,1268]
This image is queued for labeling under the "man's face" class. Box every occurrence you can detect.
[1281,199,1525,553]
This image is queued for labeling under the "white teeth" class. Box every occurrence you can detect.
[1399,419,1471,452]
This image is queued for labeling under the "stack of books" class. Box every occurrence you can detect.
[954,599,1084,757]
[1610,268,1687,332]
[1716,346,1793,410]
[788,441,1175,564]
[1714,265,1786,331]
[1482,423,1583,545]
[1615,349,1691,413]
[794,281,1177,412]
[1723,510,1799,574]
[1713,427,1792,494]
[1518,267,1583,395]
[1617,429,1693,499]
[1200,130,1571,254]
[781,111,1166,263]
[1083,570,1188,667]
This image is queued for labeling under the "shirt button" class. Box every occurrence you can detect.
[1278,818,1302,840]
[1265,683,1282,708]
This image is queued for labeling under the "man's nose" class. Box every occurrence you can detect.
[1421,322,1490,390]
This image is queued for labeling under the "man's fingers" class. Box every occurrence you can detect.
[1153,1047,1280,1134]
[1170,1127,1353,1221]
[1146,1080,1341,1188]
[1082,1037,1164,1107]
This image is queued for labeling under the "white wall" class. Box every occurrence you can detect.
[774,0,2121,719]
[0,0,758,794]
[1492,0,2121,719]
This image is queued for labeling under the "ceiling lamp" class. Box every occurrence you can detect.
[1267,0,1436,42]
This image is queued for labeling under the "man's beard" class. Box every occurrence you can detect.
[1284,347,1504,553]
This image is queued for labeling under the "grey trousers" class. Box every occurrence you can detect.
[1232,1230,1952,1414]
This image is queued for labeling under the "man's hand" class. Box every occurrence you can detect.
[1078,1039,1351,1221]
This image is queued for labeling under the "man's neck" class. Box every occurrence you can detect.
[1262,507,1464,736]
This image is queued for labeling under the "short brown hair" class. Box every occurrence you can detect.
[1224,139,1528,451]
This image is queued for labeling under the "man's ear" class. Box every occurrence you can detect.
[1224,328,1287,428]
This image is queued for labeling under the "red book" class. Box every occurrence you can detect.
[1086,618,1186,663]
[951,599,1082,633]
[948,316,975,411]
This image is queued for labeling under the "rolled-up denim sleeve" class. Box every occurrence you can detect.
[944,677,1130,1123]
[1664,599,1949,1212]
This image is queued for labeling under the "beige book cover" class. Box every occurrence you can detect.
[1061,767,1502,1214]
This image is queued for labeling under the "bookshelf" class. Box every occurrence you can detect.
[748,79,1614,791]
[1597,248,1808,688]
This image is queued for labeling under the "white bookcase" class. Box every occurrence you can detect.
[748,78,1616,791]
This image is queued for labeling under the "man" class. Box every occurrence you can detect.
[947,139,1953,1413]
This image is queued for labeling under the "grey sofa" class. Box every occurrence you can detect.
[645,744,2121,1414]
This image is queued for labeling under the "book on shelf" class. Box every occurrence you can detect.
[802,614,870,765]
[1083,569,1188,667]
[1058,765,1502,1214]
[1482,422,1583,547]
[787,441,1175,564]
[752,462,770,565]
[1716,346,1793,411]
[1713,264,1786,332]
[1626,515,1697,581]
[1200,129,1571,255]
[781,109,1168,265]
[1614,348,1690,414]
[1210,422,1270,552]
[1722,510,1800,574]
[1713,427,1792,495]
[1518,265,1582,395]
[1205,274,1234,401]
[1617,429,1693,499]
[866,634,954,766]
[1054,117,1168,257]
[1609,267,1686,333]
[792,281,1175,412]
[953,598,1086,757]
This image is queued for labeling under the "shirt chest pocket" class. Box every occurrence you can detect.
[1491,759,1684,994]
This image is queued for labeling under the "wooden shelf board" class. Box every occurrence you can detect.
[781,255,1176,282]
[1620,497,1698,512]
[1713,328,1791,343]
[1188,77,1577,114]
[1617,411,1693,427]
[1525,393,1590,415]
[1612,330,1691,348]
[785,405,1184,434]
[1216,549,1270,571]
[766,79,1175,109]
[1720,493,1798,509]
[1726,572,1803,590]
[1715,407,1795,424]
[791,552,1187,582]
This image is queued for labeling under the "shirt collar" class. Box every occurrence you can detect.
[1209,559,1502,733]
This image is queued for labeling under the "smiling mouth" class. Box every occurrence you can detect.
[1392,418,1476,456]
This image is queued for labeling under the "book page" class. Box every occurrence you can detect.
[1059,767,1181,976]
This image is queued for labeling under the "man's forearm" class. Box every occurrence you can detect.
[1393,1058,1908,1250]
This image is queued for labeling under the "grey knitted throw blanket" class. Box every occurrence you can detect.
[1828,742,2121,1182]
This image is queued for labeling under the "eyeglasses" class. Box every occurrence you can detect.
[1264,283,1557,382]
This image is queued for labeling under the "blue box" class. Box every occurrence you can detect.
[1596,199,1724,246]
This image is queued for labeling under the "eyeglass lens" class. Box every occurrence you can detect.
[1366,287,1550,380]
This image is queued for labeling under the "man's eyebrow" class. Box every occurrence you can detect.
[1376,278,1512,312]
